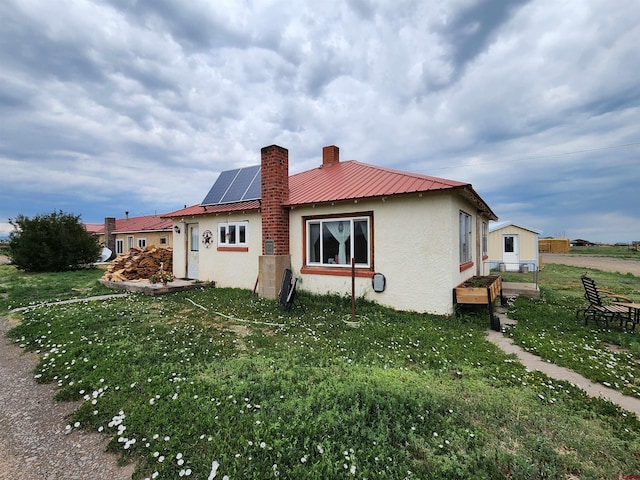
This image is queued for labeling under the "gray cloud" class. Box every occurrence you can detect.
[0,0,639,242]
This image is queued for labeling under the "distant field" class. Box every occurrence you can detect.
[567,245,640,259]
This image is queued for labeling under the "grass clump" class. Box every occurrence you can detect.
[1,265,640,478]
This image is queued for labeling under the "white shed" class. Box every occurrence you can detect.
[488,221,541,272]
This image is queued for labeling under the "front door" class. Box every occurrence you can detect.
[187,224,199,279]
[502,234,519,271]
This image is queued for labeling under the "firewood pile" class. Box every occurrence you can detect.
[101,246,173,282]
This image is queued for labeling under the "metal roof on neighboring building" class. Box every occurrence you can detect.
[83,223,104,234]
[112,215,172,233]
[489,221,542,234]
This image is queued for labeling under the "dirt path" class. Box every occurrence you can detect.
[0,315,135,480]
[542,253,640,275]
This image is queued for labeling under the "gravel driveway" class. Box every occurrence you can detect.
[542,253,640,276]
[0,315,135,480]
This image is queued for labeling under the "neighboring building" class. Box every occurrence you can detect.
[163,145,497,315]
[538,238,570,253]
[84,223,105,241]
[488,221,542,272]
[571,238,596,247]
[85,215,172,255]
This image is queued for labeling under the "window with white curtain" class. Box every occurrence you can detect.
[306,215,370,267]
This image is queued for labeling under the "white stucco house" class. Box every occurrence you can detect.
[488,221,542,272]
[163,145,498,315]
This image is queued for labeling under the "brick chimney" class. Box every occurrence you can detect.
[104,217,116,254]
[261,145,290,255]
[322,145,339,166]
[258,145,291,299]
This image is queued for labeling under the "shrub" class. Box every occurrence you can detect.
[8,210,100,272]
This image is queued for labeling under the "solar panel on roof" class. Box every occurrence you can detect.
[201,169,239,205]
[201,165,262,206]
[220,165,260,203]
[244,171,261,200]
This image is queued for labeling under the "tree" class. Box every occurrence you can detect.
[8,210,101,272]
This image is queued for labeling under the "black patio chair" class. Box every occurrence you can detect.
[578,275,633,329]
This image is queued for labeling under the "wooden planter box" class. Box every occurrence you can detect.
[453,275,505,331]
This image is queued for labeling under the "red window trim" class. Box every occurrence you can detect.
[301,211,375,273]
[300,266,375,278]
[459,261,474,272]
[217,246,249,252]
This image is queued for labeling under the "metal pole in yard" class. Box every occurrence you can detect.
[351,258,356,321]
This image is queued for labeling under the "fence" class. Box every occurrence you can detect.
[538,238,570,253]
[486,261,539,288]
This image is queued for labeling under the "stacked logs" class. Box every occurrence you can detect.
[101,246,173,282]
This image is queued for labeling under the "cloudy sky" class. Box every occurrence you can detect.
[1,0,639,243]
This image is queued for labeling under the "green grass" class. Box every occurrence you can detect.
[568,245,640,259]
[2,265,640,479]
[0,264,113,311]
[504,264,640,399]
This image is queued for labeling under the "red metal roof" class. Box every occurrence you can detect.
[162,200,261,219]
[84,223,104,234]
[160,158,497,220]
[288,160,466,205]
[113,215,172,233]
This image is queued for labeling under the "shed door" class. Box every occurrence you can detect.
[502,234,519,271]
[187,224,199,279]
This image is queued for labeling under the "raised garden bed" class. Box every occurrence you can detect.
[453,275,505,331]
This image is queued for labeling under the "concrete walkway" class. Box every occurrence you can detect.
[487,308,640,418]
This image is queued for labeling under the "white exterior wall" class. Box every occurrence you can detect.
[170,192,488,315]
[171,212,261,288]
[290,192,482,315]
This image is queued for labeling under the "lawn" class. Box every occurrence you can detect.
[1,264,640,479]
[505,264,640,398]
[567,245,640,260]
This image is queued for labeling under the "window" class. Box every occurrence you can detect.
[127,236,134,251]
[190,226,199,252]
[116,239,124,255]
[160,237,168,245]
[306,215,370,267]
[218,221,248,246]
[137,238,147,248]
[459,211,472,264]
[481,221,488,257]
[504,236,515,253]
